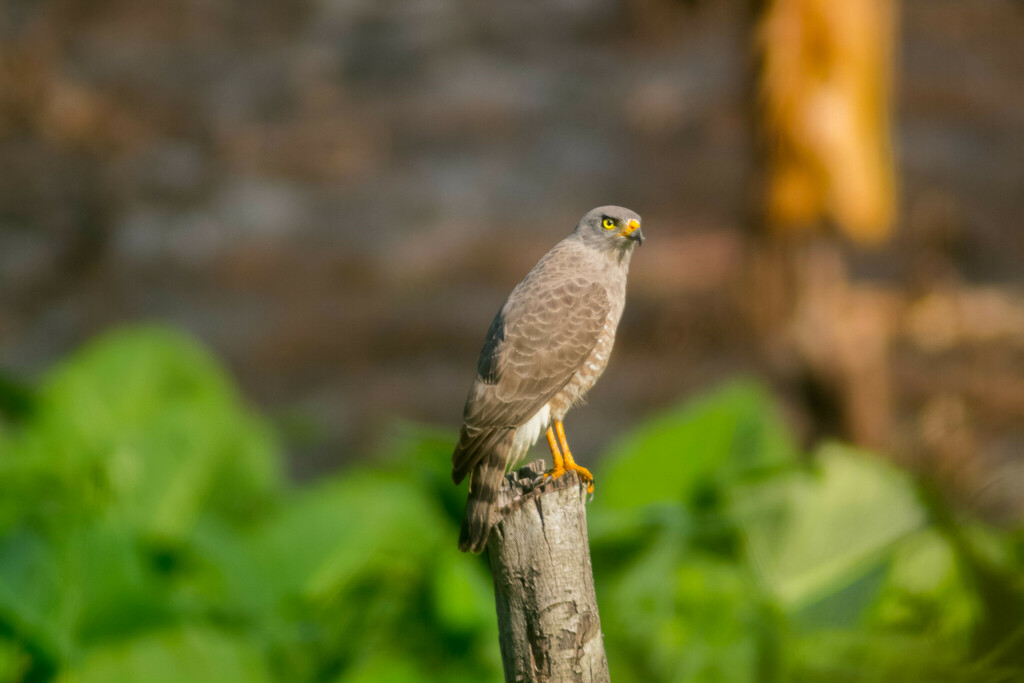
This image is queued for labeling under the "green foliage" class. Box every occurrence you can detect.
[55,627,274,683]
[0,327,498,683]
[591,381,1023,682]
[1,327,1022,682]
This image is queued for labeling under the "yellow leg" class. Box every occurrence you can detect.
[555,420,594,493]
[544,427,565,478]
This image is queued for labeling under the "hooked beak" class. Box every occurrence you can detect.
[620,218,643,246]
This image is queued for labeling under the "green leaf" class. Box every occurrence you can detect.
[333,654,422,683]
[56,627,272,683]
[0,529,67,676]
[0,637,32,683]
[603,538,767,683]
[735,444,926,614]
[11,325,281,536]
[430,551,494,634]
[599,381,798,512]
[0,370,34,425]
[372,421,465,528]
[870,529,980,646]
[248,470,448,605]
[0,519,185,659]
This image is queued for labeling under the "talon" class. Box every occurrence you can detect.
[544,426,565,482]
[543,466,567,480]
[555,420,595,493]
[567,463,593,483]
[567,465,594,493]
[543,422,595,491]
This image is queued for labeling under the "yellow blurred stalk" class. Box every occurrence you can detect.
[757,0,897,245]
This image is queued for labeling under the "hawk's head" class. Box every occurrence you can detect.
[575,205,644,252]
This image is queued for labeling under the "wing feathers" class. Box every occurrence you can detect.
[462,278,610,431]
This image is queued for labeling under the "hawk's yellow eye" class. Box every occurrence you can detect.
[602,218,616,230]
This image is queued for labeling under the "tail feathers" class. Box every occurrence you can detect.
[457,428,514,553]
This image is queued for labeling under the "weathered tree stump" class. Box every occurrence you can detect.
[485,459,609,683]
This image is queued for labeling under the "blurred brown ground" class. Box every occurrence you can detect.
[1,0,1023,517]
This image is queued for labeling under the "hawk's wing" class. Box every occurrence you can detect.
[451,275,610,482]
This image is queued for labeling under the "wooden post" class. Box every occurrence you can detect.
[485,460,610,683]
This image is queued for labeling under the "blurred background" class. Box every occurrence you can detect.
[1,0,1023,682]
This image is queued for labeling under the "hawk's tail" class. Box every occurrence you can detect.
[453,427,514,553]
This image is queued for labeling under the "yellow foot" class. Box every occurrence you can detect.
[566,462,594,494]
[543,466,566,481]
[543,462,593,492]
[543,466,592,492]
[544,427,565,482]
[543,423,595,492]
[555,420,594,493]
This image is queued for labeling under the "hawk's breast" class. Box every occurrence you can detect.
[548,305,622,419]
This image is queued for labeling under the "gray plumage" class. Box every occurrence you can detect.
[453,206,644,552]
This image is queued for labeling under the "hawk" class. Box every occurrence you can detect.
[452,206,644,552]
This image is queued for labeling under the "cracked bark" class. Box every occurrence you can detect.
[485,460,610,683]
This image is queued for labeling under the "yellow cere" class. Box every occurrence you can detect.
[602,218,617,230]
